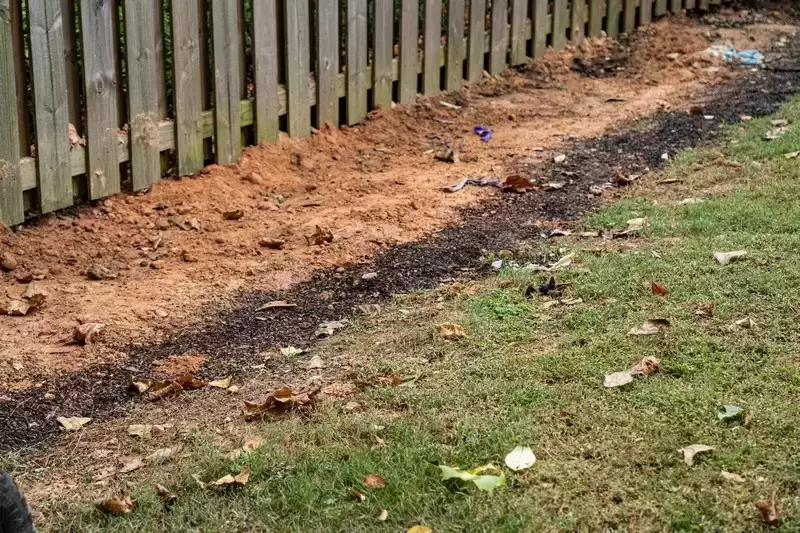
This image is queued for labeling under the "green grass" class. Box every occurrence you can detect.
[35,99,800,532]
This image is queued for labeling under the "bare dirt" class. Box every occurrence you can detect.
[1,13,798,452]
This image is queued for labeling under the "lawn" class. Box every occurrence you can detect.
[38,97,800,532]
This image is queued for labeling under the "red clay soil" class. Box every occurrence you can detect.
[0,16,796,390]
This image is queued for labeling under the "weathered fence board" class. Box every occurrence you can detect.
[284,0,311,137]
[489,0,508,73]
[29,0,73,213]
[423,0,442,95]
[571,0,585,44]
[607,0,621,38]
[623,0,637,34]
[641,0,653,24]
[468,0,486,82]
[61,0,82,139]
[446,0,466,90]
[699,0,710,9]
[0,0,23,224]
[510,0,527,66]
[655,0,668,15]
[346,0,367,125]
[552,0,567,49]
[589,0,604,36]
[211,0,242,164]
[399,0,419,104]
[125,0,163,191]
[253,0,280,142]
[532,0,548,58]
[372,0,393,109]
[686,0,697,10]
[317,0,339,127]
[671,0,682,14]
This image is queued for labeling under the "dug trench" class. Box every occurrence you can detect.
[2,42,800,455]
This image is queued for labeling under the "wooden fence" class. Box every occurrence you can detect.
[0,0,726,226]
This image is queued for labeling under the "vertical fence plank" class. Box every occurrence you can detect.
[30,0,72,213]
[346,0,367,125]
[489,0,507,74]
[423,0,441,95]
[467,0,486,82]
[552,0,566,49]
[670,0,682,14]
[211,0,242,164]
[640,0,652,24]
[685,0,696,10]
[606,0,620,37]
[532,0,547,58]
[284,0,311,136]
[61,0,82,138]
[655,0,668,15]
[571,0,585,44]
[589,0,603,36]
[0,0,23,225]
[253,0,280,143]
[125,0,163,191]
[372,0,393,109]
[623,0,636,33]
[80,0,122,200]
[698,0,709,9]
[171,0,204,174]
[509,0,526,65]
[399,0,418,104]
[446,0,465,89]
[317,0,339,126]
[10,1,28,158]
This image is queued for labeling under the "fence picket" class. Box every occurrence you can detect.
[532,0,547,58]
[623,0,636,33]
[372,0,393,109]
[346,0,367,125]
[571,0,585,44]
[699,0,709,9]
[446,0,465,89]
[0,0,23,224]
[253,0,280,142]
[655,0,668,15]
[467,0,486,82]
[423,0,442,95]
[510,0,526,65]
[29,0,73,213]
[399,0,418,104]
[686,0,696,9]
[171,0,204,174]
[606,0,620,37]
[125,0,163,191]
[670,0,682,14]
[284,0,311,136]
[641,0,653,24]
[317,0,339,127]
[211,0,242,164]
[489,0,507,73]
[589,0,603,36]
[552,0,566,49]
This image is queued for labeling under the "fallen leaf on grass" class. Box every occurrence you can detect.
[720,471,746,483]
[651,282,669,297]
[119,456,145,474]
[350,488,366,501]
[505,446,536,471]
[213,467,250,488]
[695,302,715,317]
[305,225,334,246]
[628,319,670,336]
[735,317,756,329]
[243,436,262,452]
[364,474,386,489]
[243,385,320,421]
[408,527,433,533]
[378,509,389,521]
[222,209,245,220]
[548,254,574,271]
[57,417,91,431]
[96,495,134,516]
[717,405,744,422]
[156,484,177,503]
[713,250,747,265]
[316,320,347,337]
[755,494,780,527]
[436,323,466,340]
[256,300,297,311]
[438,464,506,494]
[281,346,304,357]
[630,356,660,376]
[208,376,232,389]
[785,151,800,160]
[147,448,174,464]
[128,424,152,438]
[764,126,788,141]
[603,372,635,388]
[679,444,714,466]
[69,323,105,345]
[306,355,324,370]
[614,218,646,238]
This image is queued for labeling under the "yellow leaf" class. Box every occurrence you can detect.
[57,417,91,431]
[408,527,433,533]
[208,376,232,389]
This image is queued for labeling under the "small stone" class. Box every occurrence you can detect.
[661,152,669,161]
[361,272,378,281]
[153,308,169,318]
[44,392,55,401]
[259,237,285,250]
[345,401,361,412]
[155,219,170,231]
[14,272,34,284]
[87,264,117,280]
[553,154,567,164]
[139,259,150,267]
[666,52,680,60]
[181,250,198,263]
[150,260,165,270]
[1,252,18,272]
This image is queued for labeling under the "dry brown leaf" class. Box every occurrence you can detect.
[436,323,466,340]
[156,484,177,503]
[70,323,105,345]
[629,356,660,376]
[174,374,207,390]
[651,282,669,297]
[350,488,366,501]
[322,382,357,397]
[147,448,173,464]
[242,435,262,453]
[147,381,184,401]
[695,302,715,317]
[305,225,334,246]
[208,376,232,389]
[119,456,145,474]
[373,374,404,387]
[364,474,386,489]
[243,385,320,421]
[57,417,91,431]
[628,319,670,336]
[502,174,535,193]
[212,467,251,488]
[256,300,297,311]
[96,495,134,516]
[408,527,433,533]
[222,209,245,220]
[720,471,746,483]
[755,494,780,527]
[679,444,714,466]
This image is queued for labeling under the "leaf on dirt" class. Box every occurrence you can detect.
[505,446,536,471]
[436,323,466,340]
[651,282,669,297]
[256,300,297,311]
[364,474,386,489]
[243,385,320,421]
[717,405,744,422]
[281,346,304,357]
[57,416,91,431]
[242,435,262,452]
[408,527,433,533]
[548,254,574,271]
[156,484,177,504]
[305,225,334,246]
[502,174,535,193]
[713,250,747,265]
[128,375,152,394]
[119,456,145,474]
[259,237,286,250]
[87,264,118,281]
[2,299,31,316]
[629,356,660,376]
[603,371,635,388]
[146,380,184,401]
[755,494,780,527]
[679,444,714,466]
[128,424,152,438]
[720,471,746,483]
[212,467,250,488]
[316,320,347,337]
[628,319,670,336]
[174,374,207,390]
[147,448,174,464]
[208,376,232,389]
[222,209,245,220]
[96,495,134,516]
[735,317,756,329]
[21,281,48,304]
[306,355,325,370]
[695,302,715,317]
[350,488,366,501]
[438,464,506,494]
[69,323,105,345]
[545,181,566,190]
[378,509,389,521]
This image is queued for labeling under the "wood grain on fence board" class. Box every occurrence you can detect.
[346,0,367,125]
[509,0,526,65]
[423,0,442,94]
[125,0,164,191]
[571,0,585,44]
[317,0,339,126]
[532,0,547,58]
[80,0,122,199]
[211,0,243,164]
[670,0,682,14]
[699,0,710,9]
[606,0,621,37]
[171,0,205,174]
[640,0,652,24]
[61,0,82,136]
[489,0,507,73]
[373,0,393,108]
[399,0,418,103]
[552,0,566,48]
[589,0,603,36]
[0,0,23,224]
[253,0,280,142]
[623,0,636,34]
[467,0,486,82]
[30,0,73,213]
[284,0,311,136]
[655,0,668,15]
[446,0,466,89]
[686,0,696,10]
